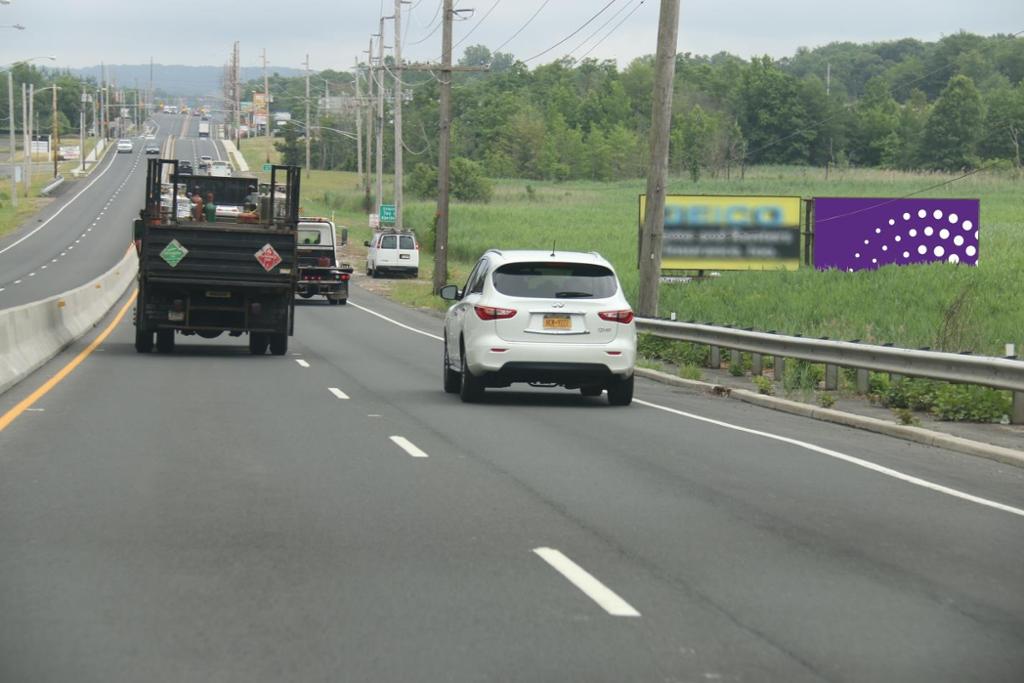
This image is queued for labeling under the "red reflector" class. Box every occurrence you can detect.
[490,347,508,353]
[474,305,517,321]
[606,351,622,356]
[598,309,634,324]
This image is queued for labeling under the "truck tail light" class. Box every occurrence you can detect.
[598,309,634,324]
[474,305,516,321]
[340,273,350,281]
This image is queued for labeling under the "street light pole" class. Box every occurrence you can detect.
[52,84,59,178]
[8,69,17,208]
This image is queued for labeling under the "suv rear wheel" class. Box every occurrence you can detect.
[459,344,484,403]
[606,374,634,406]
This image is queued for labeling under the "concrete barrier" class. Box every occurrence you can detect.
[0,246,138,395]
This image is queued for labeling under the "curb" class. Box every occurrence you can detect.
[635,367,1024,469]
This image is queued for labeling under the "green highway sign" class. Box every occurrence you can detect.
[262,163,273,172]
[379,204,396,224]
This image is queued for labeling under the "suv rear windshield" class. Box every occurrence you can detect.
[491,262,618,299]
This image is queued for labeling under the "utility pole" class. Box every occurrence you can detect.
[22,81,28,195]
[79,89,88,174]
[432,0,454,293]
[52,84,59,178]
[304,53,311,178]
[233,41,241,150]
[376,15,390,217]
[825,62,833,181]
[27,83,33,192]
[364,39,374,213]
[7,69,16,208]
[636,0,680,318]
[403,0,486,291]
[354,57,363,181]
[393,0,405,229]
[262,47,270,162]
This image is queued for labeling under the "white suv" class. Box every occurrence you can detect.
[440,249,636,405]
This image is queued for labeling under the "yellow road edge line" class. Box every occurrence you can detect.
[0,290,138,432]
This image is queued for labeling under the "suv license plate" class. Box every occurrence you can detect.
[543,314,571,330]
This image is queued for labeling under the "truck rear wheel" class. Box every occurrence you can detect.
[269,333,288,356]
[156,330,175,354]
[135,327,153,353]
[249,333,268,355]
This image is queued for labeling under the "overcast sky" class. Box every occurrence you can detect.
[2,0,1021,73]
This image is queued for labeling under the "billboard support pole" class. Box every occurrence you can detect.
[804,198,814,267]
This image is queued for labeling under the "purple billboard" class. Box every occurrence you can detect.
[813,198,979,271]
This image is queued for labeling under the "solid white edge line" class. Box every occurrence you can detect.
[348,301,443,341]
[328,387,349,400]
[350,297,1024,519]
[632,399,1024,519]
[533,547,641,617]
[389,435,430,458]
[0,138,122,256]
[295,359,310,368]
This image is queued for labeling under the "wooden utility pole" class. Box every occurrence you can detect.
[637,0,680,318]
[51,84,59,178]
[262,48,271,161]
[354,57,363,181]
[364,39,374,213]
[432,0,455,293]
[376,16,388,216]
[304,53,311,178]
[393,0,405,229]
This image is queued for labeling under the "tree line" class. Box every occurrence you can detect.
[259,31,1024,186]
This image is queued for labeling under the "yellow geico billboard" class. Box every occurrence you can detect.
[639,195,802,271]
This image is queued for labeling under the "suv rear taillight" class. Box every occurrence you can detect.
[598,309,634,324]
[474,305,517,321]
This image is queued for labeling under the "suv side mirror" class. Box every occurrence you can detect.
[439,284,460,301]
[363,240,371,247]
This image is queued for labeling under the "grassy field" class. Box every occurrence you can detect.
[236,139,1022,355]
[0,137,109,239]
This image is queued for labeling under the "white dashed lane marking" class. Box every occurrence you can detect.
[533,548,641,618]
[295,359,310,368]
[389,436,430,459]
[328,387,350,400]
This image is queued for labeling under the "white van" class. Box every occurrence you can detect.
[209,160,232,177]
[365,230,419,278]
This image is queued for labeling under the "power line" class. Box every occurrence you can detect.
[522,0,619,63]
[451,0,502,52]
[568,0,639,58]
[578,0,646,61]
[492,0,550,54]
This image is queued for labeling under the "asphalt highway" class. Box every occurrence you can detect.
[1,277,1022,681]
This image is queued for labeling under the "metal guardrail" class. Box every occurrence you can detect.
[635,317,1024,421]
[40,174,64,196]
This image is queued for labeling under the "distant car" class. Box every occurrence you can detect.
[208,160,232,177]
[144,133,156,141]
[177,160,193,175]
[439,249,636,404]
[144,145,160,155]
[365,230,419,278]
[116,139,133,154]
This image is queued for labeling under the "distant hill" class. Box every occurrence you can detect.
[68,64,304,98]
